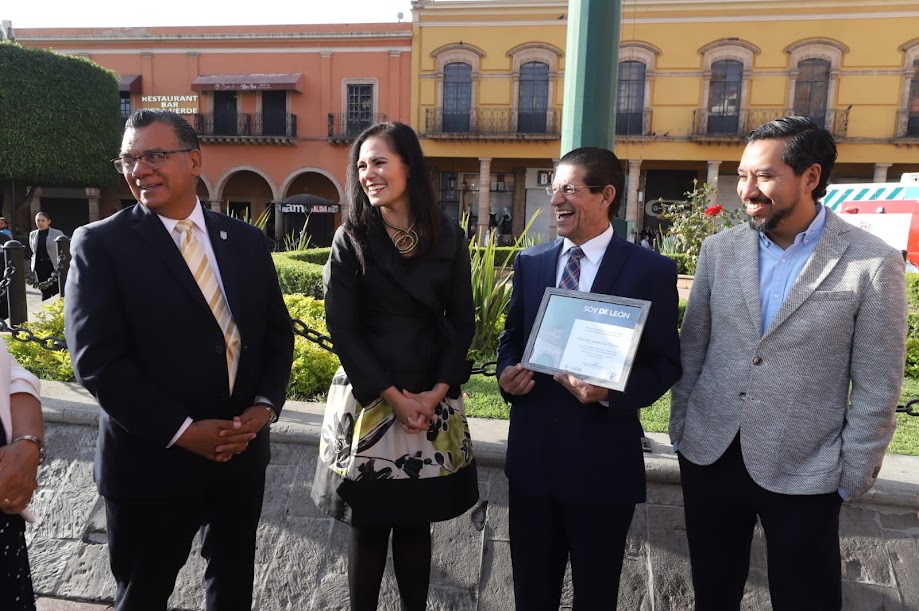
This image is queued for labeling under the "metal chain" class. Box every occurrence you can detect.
[290,317,337,354]
[896,400,919,417]
[0,316,68,351]
[25,254,63,290]
[0,263,14,300]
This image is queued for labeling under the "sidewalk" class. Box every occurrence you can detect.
[36,599,111,610]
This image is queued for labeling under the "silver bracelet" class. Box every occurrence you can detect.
[11,435,46,465]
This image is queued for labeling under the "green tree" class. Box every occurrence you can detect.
[0,41,122,220]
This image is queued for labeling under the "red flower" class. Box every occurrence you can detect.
[704,204,724,216]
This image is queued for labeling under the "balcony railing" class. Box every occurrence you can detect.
[422,106,562,140]
[895,109,919,139]
[193,113,297,143]
[691,107,850,139]
[615,109,652,137]
[327,113,388,144]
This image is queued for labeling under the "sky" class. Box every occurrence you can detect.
[3,0,416,28]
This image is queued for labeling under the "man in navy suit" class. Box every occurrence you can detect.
[497,147,681,610]
[65,109,293,610]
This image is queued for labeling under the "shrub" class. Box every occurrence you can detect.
[284,294,340,401]
[907,274,919,308]
[4,300,74,382]
[272,252,324,298]
[678,299,687,329]
[906,338,919,379]
[281,248,332,266]
[659,180,744,275]
[664,254,693,276]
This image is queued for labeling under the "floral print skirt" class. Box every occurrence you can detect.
[311,367,479,526]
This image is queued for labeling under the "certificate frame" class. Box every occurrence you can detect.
[522,288,651,391]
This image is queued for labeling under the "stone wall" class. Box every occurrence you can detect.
[25,382,919,610]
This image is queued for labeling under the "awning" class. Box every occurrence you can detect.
[191,73,304,93]
[119,74,142,94]
[822,183,919,211]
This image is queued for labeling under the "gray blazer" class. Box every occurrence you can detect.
[29,227,65,270]
[670,210,907,499]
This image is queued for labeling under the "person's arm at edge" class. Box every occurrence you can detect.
[669,236,715,448]
[840,248,907,499]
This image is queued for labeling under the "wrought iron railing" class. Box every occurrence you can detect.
[691,107,850,139]
[327,113,388,141]
[615,109,652,137]
[193,113,297,138]
[422,106,562,138]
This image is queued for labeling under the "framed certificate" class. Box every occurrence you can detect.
[522,288,651,391]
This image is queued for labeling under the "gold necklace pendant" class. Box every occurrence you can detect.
[382,217,419,255]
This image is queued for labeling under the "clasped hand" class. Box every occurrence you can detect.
[176,405,271,463]
[0,441,41,515]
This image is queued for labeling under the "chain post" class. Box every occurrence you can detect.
[2,240,28,325]
[55,235,71,298]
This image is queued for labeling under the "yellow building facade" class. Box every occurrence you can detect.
[410,0,919,240]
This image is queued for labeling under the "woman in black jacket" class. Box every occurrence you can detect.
[311,122,478,611]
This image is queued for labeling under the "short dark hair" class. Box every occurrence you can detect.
[35,211,50,222]
[556,147,626,219]
[747,116,836,201]
[343,122,440,270]
[124,109,200,151]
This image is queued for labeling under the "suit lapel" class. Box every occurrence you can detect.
[591,233,629,291]
[733,226,763,333]
[541,240,564,291]
[764,211,849,338]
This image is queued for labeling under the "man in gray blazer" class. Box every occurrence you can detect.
[670,116,907,610]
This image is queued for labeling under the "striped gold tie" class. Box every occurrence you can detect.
[174,219,241,393]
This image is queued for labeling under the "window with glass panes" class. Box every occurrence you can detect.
[707,60,742,134]
[347,84,373,137]
[518,62,549,133]
[443,63,472,132]
[617,61,646,135]
[794,58,830,128]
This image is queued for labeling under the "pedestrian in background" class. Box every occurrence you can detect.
[29,212,63,300]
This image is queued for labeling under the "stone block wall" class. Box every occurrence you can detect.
[25,383,919,610]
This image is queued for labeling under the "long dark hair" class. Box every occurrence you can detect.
[343,122,440,270]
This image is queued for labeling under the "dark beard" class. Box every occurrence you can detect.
[747,202,792,235]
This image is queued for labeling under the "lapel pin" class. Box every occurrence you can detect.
[220,231,228,240]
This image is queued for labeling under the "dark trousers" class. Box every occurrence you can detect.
[679,437,843,611]
[34,258,58,300]
[104,470,266,611]
[509,482,635,611]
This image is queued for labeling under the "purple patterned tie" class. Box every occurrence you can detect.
[558,246,584,291]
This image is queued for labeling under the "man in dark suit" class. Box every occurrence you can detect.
[64,109,293,611]
[497,147,682,610]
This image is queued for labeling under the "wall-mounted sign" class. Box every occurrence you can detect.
[537,170,554,186]
[141,95,199,115]
[280,203,340,214]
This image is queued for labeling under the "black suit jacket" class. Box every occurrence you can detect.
[65,203,294,498]
[324,214,474,405]
[496,231,681,505]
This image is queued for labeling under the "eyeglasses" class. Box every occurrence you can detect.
[111,149,194,174]
[545,184,607,196]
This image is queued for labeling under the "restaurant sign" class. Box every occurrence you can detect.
[141,95,199,115]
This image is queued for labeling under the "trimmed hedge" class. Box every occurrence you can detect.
[272,252,324,298]
[281,248,331,266]
[285,294,339,400]
[664,253,693,276]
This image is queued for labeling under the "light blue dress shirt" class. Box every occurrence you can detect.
[758,204,827,334]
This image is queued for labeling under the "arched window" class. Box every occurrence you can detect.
[443,62,472,132]
[909,59,919,136]
[617,61,646,135]
[794,58,831,127]
[518,61,549,133]
[708,59,743,134]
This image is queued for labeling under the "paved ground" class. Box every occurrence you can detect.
[36,599,112,610]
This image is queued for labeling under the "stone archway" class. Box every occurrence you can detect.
[280,171,342,248]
